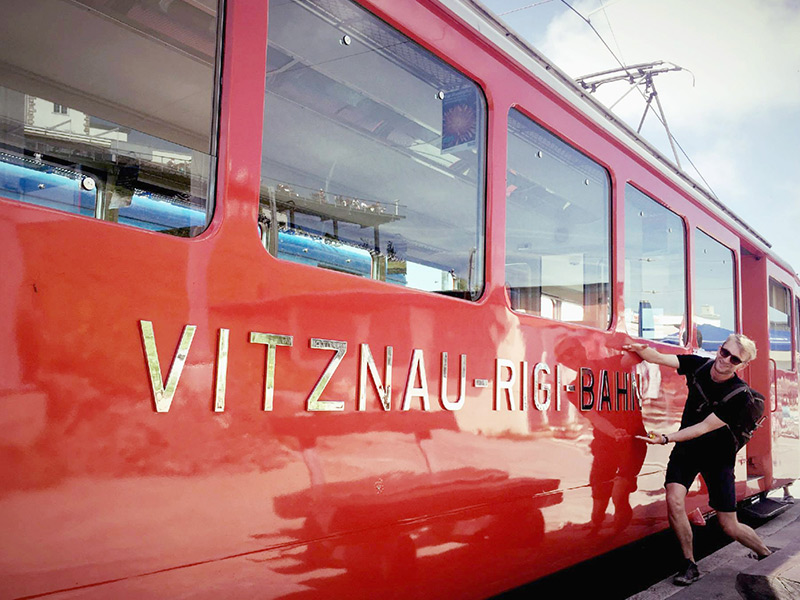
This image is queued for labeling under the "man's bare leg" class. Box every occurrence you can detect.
[717,511,772,557]
[666,483,695,562]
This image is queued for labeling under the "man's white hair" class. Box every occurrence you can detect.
[726,333,757,362]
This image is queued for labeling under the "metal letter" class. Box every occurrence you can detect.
[250,332,293,411]
[140,320,196,413]
[555,363,563,411]
[520,360,529,411]
[440,352,467,411]
[616,372,630,411]
[534,362,552,411]
[308,339,346,411]
[631,369,644,409]
[359,343,392,411]
[402,349,430,411]
[214,328,230,412]
[580,367,595,411]
[495,358,516,410]
[598,370,612,411]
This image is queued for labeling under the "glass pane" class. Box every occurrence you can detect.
[0,0,219,236]
[769,279,793,370]
[505,109,611,328]
[624,185,686,344]
[260,0,485,299]
[693,230,736,351]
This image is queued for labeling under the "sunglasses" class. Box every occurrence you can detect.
[718,346,744,365]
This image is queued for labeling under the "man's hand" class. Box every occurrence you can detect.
[636,432,668,445]
[613,428,628,442]
[621,342,680,368]
[623,343,648,355]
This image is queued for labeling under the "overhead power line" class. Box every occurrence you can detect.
[557,1,717,198]
[576,62,687,166]
[576,61,699,175]
[558,0,630,75]
[494,0,719,199]
[498,0,556,17]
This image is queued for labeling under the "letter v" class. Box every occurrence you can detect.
[140,320,196,412]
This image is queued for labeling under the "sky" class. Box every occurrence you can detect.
[481,0,800,278]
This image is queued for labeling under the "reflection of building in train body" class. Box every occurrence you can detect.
[25,95,129,145]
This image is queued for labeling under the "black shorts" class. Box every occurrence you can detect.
[665,446,736,513]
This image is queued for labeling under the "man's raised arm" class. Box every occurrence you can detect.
[622,342,680,369]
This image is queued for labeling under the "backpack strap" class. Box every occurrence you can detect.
[688,361,714,412]
[719,384,749,405]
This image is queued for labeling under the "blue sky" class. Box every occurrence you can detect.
[481,0,800,277]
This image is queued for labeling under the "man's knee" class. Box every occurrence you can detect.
[666,483,687,513]
[716,512,740,537]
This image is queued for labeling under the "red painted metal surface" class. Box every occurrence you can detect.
[0,1,798,598]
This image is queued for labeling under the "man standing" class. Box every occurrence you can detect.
[624,334,771,586]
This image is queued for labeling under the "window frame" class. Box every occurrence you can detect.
[258,0,489,301]
[768,277,796,372]
[0,0,225,237]
[796,294,800,372]
[503,106,614,330]
[623,182,689,346]
[692,227,739,352]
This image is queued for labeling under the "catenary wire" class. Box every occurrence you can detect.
[496,0,719,199]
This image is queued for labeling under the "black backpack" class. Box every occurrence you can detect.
[688,361,766,451]
[720,385,765,451]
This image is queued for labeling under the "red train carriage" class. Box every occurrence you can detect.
[1,0,798,598]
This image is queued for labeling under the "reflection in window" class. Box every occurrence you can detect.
[260,0,485,299]
[0,0,219,236]
[504,109,611,328]
[693,230,736,351]
[769,278,793,370]
[624,185,686,344]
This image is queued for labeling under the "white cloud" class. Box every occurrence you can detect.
[690,139,746,200]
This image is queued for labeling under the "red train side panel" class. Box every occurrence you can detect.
[0,0,798,598]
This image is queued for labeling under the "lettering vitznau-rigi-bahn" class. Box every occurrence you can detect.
[140,321,644,415]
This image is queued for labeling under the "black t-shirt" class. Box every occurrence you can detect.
[676,354,750,461]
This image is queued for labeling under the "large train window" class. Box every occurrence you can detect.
[624,185,686,344]
[693,230,736,351]
[0,0,219,236]
[260,0,486,299]
[505,109,611,328]
[769,278,793,370]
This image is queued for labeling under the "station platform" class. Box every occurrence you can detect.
[629,494,800,600]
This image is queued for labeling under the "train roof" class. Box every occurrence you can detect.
[442,0,797,277]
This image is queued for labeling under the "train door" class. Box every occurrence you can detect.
[693,229,751,488]
[767,273,800,489]
[740,250,772,487]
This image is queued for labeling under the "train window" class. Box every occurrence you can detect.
[260,0,485,299]
[505,109,611,328]
[769,278,793,370]
[796,296,800,369]
[693,230,736,351]
[0,0,219,236]
[624,185,686,344]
